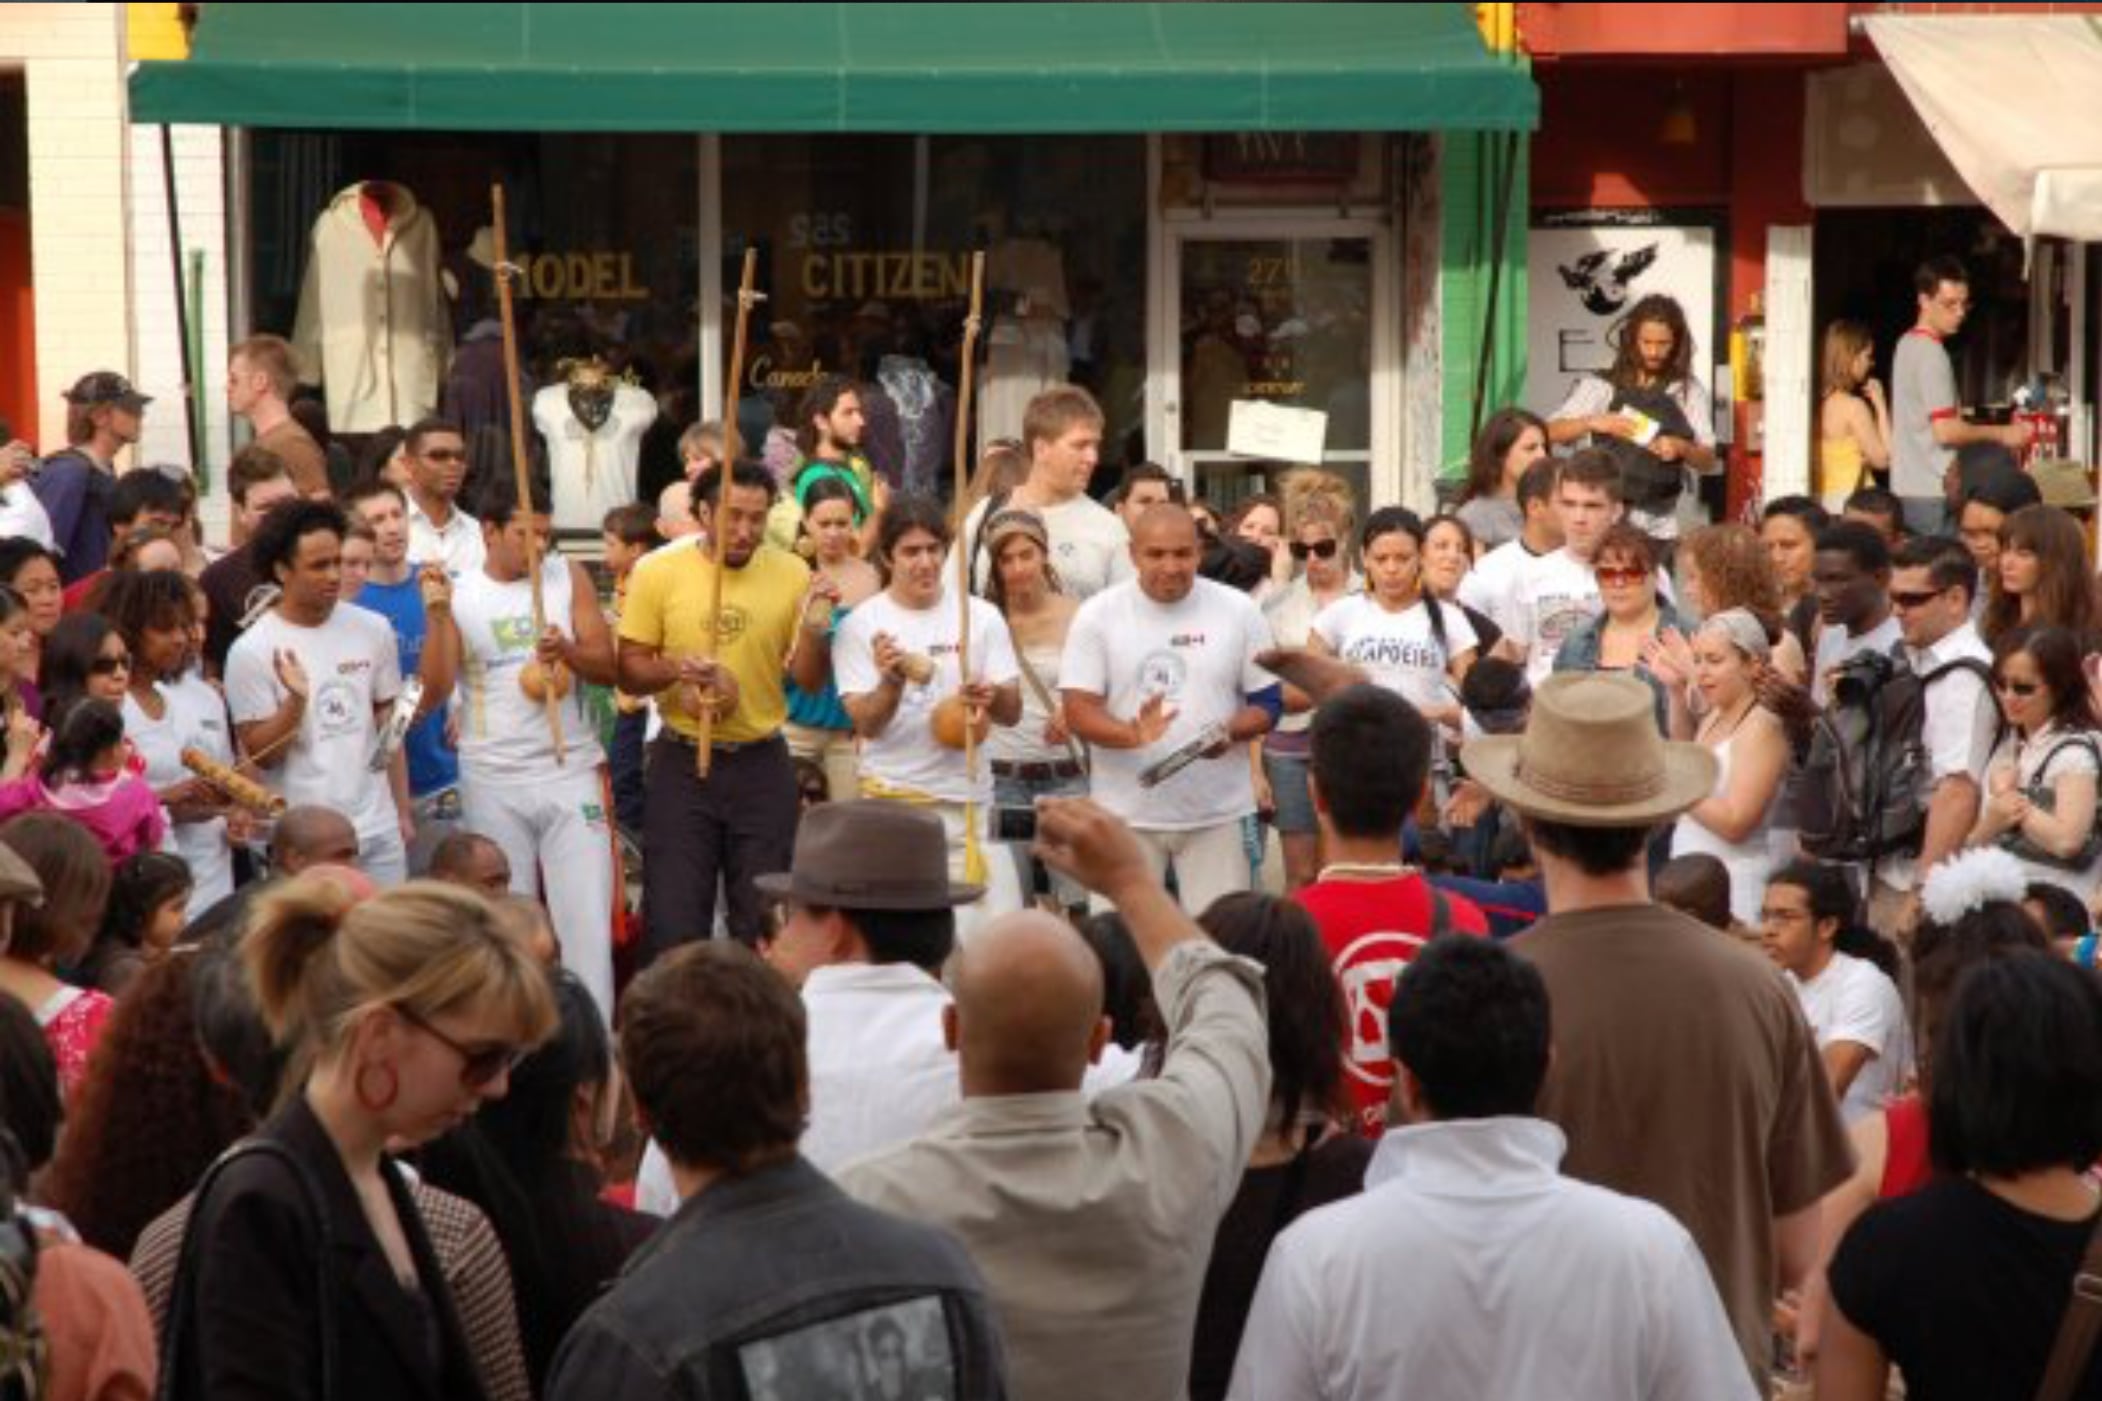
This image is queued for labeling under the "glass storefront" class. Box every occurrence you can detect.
[720,135,1147,499]
[248,131,700,515]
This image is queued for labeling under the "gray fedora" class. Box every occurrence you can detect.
[754,801,983,910]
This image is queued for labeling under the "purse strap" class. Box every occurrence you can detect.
[1012,643,1088,775]
[2034,1200,2102,1401]
[162,1139,338,1401]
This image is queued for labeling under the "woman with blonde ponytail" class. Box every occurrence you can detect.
[161,876,557,1401]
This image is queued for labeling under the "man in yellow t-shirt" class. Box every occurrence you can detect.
[618,460,827,952]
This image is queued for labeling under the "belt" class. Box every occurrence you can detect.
[654,730,783,756]
[990,759,1085,782]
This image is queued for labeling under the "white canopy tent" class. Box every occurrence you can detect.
[1865,14,2102,241]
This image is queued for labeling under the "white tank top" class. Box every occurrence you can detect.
[452,557,605,781]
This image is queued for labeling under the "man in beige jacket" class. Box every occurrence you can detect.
[837,797,1270,1401]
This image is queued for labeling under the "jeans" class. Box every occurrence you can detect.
[992,766,1089,909]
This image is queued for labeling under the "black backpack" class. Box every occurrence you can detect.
[1796,648,1993,864]
[1596,384,1697,513]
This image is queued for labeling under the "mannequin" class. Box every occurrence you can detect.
[531,358,657,531]
[292,180,451,433]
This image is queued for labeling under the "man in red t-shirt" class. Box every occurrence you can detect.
[1295,684,1486,1135]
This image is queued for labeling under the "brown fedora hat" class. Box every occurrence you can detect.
[754,801,983,910]
[1461,672,1717,828]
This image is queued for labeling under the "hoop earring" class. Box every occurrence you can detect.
[354,1061,400,1114]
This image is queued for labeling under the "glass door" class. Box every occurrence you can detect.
[1163,223,1389,514]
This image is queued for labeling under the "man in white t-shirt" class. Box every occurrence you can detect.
[225,500,420,884]
[1496,449,1625,685]
[403,417,486,579]
[1759,869,1911,1126]
[951,385,1134,600]
[1062,505,1277,915]
[1868,535,1995,940]
[1458,456,1560,634]
[453,476,622,1019]
[835,496,1025,932]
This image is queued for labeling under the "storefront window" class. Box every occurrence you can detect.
[721,135,1146,500]
[248,131,699,523]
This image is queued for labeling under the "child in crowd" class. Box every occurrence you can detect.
[77,850,191,996]
[0,698,167,862]
[602,503,661,836]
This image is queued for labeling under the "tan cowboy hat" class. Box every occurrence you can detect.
[754,801,983,910]
[1461,672,1717,828]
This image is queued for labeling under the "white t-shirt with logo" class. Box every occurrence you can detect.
[1061,578,1275,831]
[953,492,1136,601]
[1456,539,1538,634]
[1311,594,1478,715]
[452,558,605,783]
[123,675,236,917]
[1791,950,1911,1125]
[834,588,1020,805]
[1500,548,1605,685]
[225,605,403,844]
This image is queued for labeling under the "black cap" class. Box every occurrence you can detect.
[62,372,151,413]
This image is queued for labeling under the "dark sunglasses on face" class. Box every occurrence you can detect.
[90,653,131,676]
[1289,540,1340,562]
[1889,589,1945,610]
[1996,678,2041,698]
[398,1004,525,1090]
[1594,567,1647,587]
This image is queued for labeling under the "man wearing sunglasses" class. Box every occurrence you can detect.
[1869,535,1995,938]
[402,417,485,579]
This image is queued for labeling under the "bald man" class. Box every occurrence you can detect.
[837,797,1269,1401]
[1060,504,1278,915]
[656,480,699,542]
[179,806,362,946]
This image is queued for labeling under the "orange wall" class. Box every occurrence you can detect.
[0,210,34,445]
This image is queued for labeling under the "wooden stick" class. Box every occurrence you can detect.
[490,183,565,765]
[955,253,987,885]
[698,247,762,777]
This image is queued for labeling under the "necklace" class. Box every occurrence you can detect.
[1316,861,1416,883]
[1700,696,1756,744]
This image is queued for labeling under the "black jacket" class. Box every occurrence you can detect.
[159,1095,492,1401]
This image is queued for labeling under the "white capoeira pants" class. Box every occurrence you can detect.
[461,766,616,1021]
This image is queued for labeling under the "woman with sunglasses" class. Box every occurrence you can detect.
[161,876,556,1401]
[1983,504,2102,648]
[1968,625,2102,900]
[1259,492,1358,892]
[1552,523,1682,734]
[1309,508,1476,733]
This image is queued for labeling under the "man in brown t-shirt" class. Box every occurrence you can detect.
[1465,673,1852,1392]
[228,333,330,499]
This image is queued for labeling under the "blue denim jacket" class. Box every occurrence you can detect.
[1551,599,1683,735]
[547,1156,1008,1401]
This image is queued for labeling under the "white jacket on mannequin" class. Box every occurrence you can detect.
[292,182,451,434]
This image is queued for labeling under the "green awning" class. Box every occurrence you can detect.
[131,3,1535,133]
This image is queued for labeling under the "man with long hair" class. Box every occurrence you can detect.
[1546,293,1718,542]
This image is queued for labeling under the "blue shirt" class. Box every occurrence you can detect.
[785,605,853,733]
[354,575,459,798]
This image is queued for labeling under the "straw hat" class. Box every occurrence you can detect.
[1461,672,1717,828]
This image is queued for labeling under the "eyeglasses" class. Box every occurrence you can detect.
[1289,540,1340,562]
[1996,678,2042,698]
[397,1005,525,1090]
[1594,567,1647,587]
[1889,588,1946,610]
[90,653,132,677]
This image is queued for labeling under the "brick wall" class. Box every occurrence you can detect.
[2,2,133,453]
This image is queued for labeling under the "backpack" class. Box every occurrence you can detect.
[1999,732,2102,872]
[1597,383,1697,513]
[1796,648,1994,864]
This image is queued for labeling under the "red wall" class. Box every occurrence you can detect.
[1531,63,1809,514]
[0,211,34,446]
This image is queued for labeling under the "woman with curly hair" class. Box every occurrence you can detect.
[39,947,251,1257]
[1681,522,1809,683]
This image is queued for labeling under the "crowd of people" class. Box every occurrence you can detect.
[1,257,2101,1401]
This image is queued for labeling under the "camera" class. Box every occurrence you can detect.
[989,804,1038,844]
